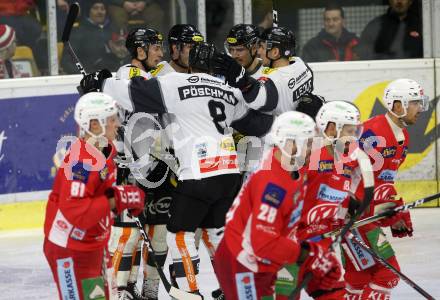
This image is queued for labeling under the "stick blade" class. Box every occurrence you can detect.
[168,287,202,300]
[62,2,80,43]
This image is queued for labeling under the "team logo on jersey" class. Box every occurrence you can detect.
[378,169,397,181]
[288,77,296,89]
[235,272,257,300]
[318,160,333,172]
[129,67,141,78]
[307,203,338,224]
[381,146,397,158]
[261,183,286,208]
[317,184,348,203]
[71,163,91,183]
[359,129,379,150]
[187,75,199,83]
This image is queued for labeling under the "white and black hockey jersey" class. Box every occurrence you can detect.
[103,72,273,180]
[243,56,313,116]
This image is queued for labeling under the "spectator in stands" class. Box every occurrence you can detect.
[302,4,360,62]
[61,0,113,74]
[0,24,25,79]
[99,29,130,71]
[358,0,422,60]
[107,0,165,33]
[0,0,46,73]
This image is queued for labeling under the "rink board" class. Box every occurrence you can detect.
[0,60,439,230]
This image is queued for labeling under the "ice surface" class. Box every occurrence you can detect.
[0,208,439,299]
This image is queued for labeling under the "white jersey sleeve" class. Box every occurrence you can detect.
[243,57,313,116]
[103,64,152,112]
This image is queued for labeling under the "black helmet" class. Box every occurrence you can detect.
[188,42,217,73]
[260,26,296,57]
[168,24,204,45]
[126,27,164,58]
[226,24,259,48]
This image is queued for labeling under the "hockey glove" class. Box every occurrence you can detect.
[106,185,145,216]
[300,242,341,290]
[390,210,413,238]
[211,52,250,90]
[79,69,112,94]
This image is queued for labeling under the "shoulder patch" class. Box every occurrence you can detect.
[262,67,276,75]
[359,129,378,150]
[71,162,91,183]
[150,64,164,77]
[261,182,286,208]
[129,67,141,79]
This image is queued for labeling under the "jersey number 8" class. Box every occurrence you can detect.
[208,100,227,134]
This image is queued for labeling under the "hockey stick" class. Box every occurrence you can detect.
[321,191,440,239]
[272,0,279,27]
[132,216,202,300]
[61,2,86,76]
[289,149,375,299]
[347,232,436,300]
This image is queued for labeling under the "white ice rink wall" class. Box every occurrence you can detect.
[0,59,438,228]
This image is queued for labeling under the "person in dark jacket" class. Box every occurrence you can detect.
[61,0,114,74]
[302,4,360,62]
[358,0,422,60]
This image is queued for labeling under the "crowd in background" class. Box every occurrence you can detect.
[0,0,423,78]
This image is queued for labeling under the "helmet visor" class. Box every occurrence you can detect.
[409,95,429,112]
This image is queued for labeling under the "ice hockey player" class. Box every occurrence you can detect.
[43,92,145,300]
[343,79,429,300]
[140,24,205,300]
[275,101,363,300]
[214,110,342,300]
[225,24,263,77]
[214,26,325,176]
[214,26,314,116]
[80,42,275,297]
[102,27,165,300]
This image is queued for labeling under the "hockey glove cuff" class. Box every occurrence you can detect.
[106,185,145,216]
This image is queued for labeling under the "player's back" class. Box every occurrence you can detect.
[155,72,245,180]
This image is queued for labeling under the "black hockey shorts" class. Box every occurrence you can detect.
[167,173,241,233]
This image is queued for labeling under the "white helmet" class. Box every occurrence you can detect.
[383,78,429,118]
[316,100,361,142]
[270,111,316,148]
[74,92,119,138]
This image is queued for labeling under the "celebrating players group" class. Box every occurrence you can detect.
[42,21,430,300]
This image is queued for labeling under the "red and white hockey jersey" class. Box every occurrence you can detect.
[223,149,307,273]
[44,139,117,251]
[298,146,355,240]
